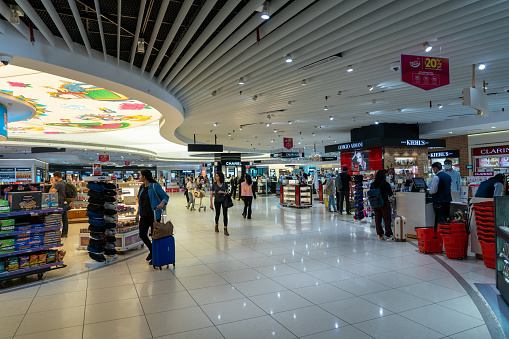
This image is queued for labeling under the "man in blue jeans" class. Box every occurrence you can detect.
[50,171,69,237]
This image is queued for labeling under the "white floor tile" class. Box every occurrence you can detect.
[188,284,244,305]
[201,298,266,325]
[396,266,453,281]
[365,271,424,288]
[354,314,444,339]
[398,281,466,303]
[232,278,287,297]
[84,298,144,324]
[254,264,302,278]
[140,290,197,314]
[154,326,224,339]
[0,298,32,317]
[83,316,151,339]
[16,306,85,335]
[218,268,266,283]
[86,284,138,304]
[320,296,393,324]
[293,283,354,304]
[216,315,296,339]
[300,325,374,339]
[436,295,484,320]
[177,273,228,290]
[306,267,360,282]
[135,279,186,297]
[0,314,24,338]
[272,272,324,289]
[449,325,491,339]
[146,306,214,337]
[331,277,393,296]
[28,290,86,313]
[361,289,432,313]
[250,290,314,314]
[14,325,83,339]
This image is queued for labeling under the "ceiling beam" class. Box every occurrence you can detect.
[149,0,193,79]
[15,0,55,46]
[140,0,170,74]
[117,0,121,65]
[129,0,146,68]
[156,0,218,84]
[41,0,73,51]
[67,0,92,56]
[93,0,107,61]
[0,0,30,40]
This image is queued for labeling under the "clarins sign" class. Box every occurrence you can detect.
[472,146,509,156]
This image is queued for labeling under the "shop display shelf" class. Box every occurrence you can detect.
[0,261,65,281]
[0,226,61,238]
[0,208,63,218]
[0,243,63,259]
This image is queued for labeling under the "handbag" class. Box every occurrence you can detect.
[152,209,174,240]
[226,194,234,208]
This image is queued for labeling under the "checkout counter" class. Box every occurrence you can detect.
[395,178,467,238]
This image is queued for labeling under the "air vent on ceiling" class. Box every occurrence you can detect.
[299,53,342,71]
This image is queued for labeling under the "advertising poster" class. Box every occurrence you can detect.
[93,163,102,176]
[401,54,450,91]
[351,150,370,171]
[98,154,109,162]
[283,138,293,150]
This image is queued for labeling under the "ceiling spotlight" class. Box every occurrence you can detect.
[372,99,376,104]
[239,126,243,130]
[211,90,218,96]
[288,101,292,106]
[375,121,379,125]
[213,122,217,126]
[478,63,486,70]
[324,106,328,111]
[423,42,432,52]
[449,131,453,134]
[397,108,401,112]
[266,123,270,127]
[288,121,292,124]
[347,65,353,72]
[260,1,270,20]
[337,91,342,95]
[312,133,316,136]
[271,139,274,142]
[238,77,245,85]
[334,140,337,143]
[491,126,496,129]
[301,79,307,86]
[285,53,293,63]
[437,104,443,109]
[228,133,231,137]
[367,85,373,91]
[329,116,333,120]
[252,95,258,101]
[273,129,278,133]
[328,136,331,139]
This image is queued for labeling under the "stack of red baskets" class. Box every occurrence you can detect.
[415,227,443,254]
[438,221,469,260]
[474,201,496,269]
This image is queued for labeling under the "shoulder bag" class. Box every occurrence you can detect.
[152,209,174,239]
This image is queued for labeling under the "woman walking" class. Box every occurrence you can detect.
[324,173,337,212]
[135,169,169,265]
[187,176,196,210]
[241,174,256,219]
[370,170,394,241]
[210,172,230,236]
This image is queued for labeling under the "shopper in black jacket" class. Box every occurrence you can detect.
[338,167,352,214]
[371,170,394,241]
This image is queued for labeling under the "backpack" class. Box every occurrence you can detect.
[335,175,343,191]
[65,182,78,203]
[367,187,384,208]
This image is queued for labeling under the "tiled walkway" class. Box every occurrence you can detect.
[0,194,495,338]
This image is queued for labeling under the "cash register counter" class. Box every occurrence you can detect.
[395,191,467,238]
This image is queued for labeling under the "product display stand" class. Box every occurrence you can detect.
[0,208,66,282]
[353,175,365,220]
[280,184,312,208]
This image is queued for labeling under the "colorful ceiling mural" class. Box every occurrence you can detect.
[0,65,161,135]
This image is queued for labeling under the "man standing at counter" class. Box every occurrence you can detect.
[443,159,461,192]
[429,162,452,223]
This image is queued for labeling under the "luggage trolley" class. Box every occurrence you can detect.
[192,190,206,212]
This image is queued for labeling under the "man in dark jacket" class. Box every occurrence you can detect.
[337,167,351,214]
[429,162,452,223]
[475,174,505,198]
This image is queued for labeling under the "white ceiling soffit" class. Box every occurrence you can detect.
[0,0,507,156]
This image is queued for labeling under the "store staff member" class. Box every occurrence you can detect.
[443,159,461,191]
[429,162,452,223]
[475,174,505,198]
[50,171,69,238]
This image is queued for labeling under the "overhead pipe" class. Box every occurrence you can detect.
[67,0,92,56]
[41,0,74,51]
[93,0,107,61]
[140,0,170,74]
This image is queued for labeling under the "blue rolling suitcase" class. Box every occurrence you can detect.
[152,236,175,270]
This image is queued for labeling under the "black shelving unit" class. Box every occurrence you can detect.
[495,196,509,305]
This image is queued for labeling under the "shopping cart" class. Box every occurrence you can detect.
[193,190,206,212]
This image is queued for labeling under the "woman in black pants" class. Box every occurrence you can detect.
[136,169,169,264]
[370,170,394,242]
[210,171,229,236]
[241,174,256,219]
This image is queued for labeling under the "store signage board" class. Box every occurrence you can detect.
[282,152,302,158]
[474,172,493,176]
[283,138,293,150]
[472,146,509,156]
[225,161,242,166]
[0,168,15,172]
[401,54,450,91]
[98,155,110,162]
[15,168,31,172]
[325,138,445,153]
[321,157,338,162]
[124,161,130,166]
[93,164,101,176]
[428,150,460,158]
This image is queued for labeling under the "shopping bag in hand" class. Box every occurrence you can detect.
[152,210,174,239]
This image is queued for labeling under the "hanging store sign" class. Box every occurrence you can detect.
[98,155,109,162]
[124,161,130,166]
[283,138,293,150]
[325,138,445,153]
[401,54,450,91]
[474,172,493,176]
[472,146,509,156]
[428,150,460,158]
[93,163,102,176]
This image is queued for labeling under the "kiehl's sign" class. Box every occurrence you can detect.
[472,146,509,156]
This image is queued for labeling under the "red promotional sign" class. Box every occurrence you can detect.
[98,155,109,162]
[401,54,450,91]
[93,163,101,176]
[472,146,509,156]
[283,138,293,150]
[474,172,494,176]
[124,161,130,166]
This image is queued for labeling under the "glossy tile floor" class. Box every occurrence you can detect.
[0,194,496,338]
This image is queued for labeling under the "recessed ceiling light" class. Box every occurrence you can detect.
[334,140,337,143]
[298,142,301,145]
[367,85,373,91]
[324,106,328,111]
[288,121,292,124]
[449,131,453,134]
[312,133,316,136]
[252,95,258,101]
[285,53,293,63]
[213,122,217,126]
[288,101,292,106]
[260,1,270,20]
[301,79,306,86]
[491,126,496,129]
[211,90,218,96]
[347,65,353,72]
[478,62,486,70]
[238,77,245,85]
[337,91,342,95]
[423,42,432,52]
[437,104,443,109]
[266,123,270,127]
[271,139,274,142]
[239,126,242,130]
[329,116,333,120]
[274,129,278,133]
[375,121,379,125]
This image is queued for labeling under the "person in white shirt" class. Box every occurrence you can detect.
[186,177,197,210]
[443,159,462,192]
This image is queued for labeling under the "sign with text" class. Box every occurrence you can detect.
[283,138,293,150]
[124,161,130,166]
[401,54,450,91]
[428,150,460,158]
[225,161,242,166]
[472,146,509,156]
[98,155,110,162]
[93,163,102,176]
[474,172,493,176]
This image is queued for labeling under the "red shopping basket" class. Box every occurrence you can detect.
[415,227,443,254]
[441,232,469,260]
[479,241,496,269]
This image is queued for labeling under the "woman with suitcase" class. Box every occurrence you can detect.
[135,169,169,265]
[210,171,230,236]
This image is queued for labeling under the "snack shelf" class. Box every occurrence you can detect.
[0,226,61,238]
[0,208,63,217]
[79,229,143,252]
[0,243,63,259]
[0,261,65,281]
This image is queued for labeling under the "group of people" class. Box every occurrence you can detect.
[184,175,210,210]
[322,167,353,215]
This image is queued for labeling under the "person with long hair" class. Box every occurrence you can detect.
[241,174,256,219]
[136,169,169,264]
[210,171,230,236]
[186,176,196,211]
[371,170,394,241]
